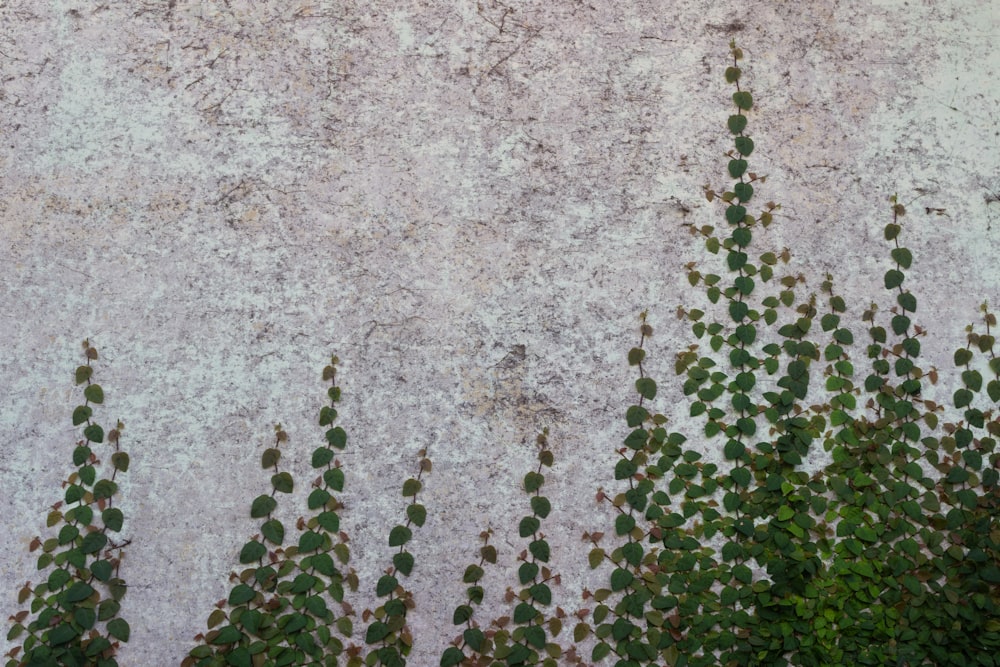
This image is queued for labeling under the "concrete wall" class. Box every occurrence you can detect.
[1,1,997,663]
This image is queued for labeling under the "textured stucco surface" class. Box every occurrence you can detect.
[1,1,997,664]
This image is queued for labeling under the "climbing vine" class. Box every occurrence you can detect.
[5,341,131,667]
[5,43,998,667]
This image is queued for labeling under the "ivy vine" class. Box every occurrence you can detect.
[5,42,998,667]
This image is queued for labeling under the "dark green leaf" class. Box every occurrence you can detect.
[64,581,95,603]
[891,247,913,269]
[519,516,541,537]
[393,551,415,577]
[635,377,657,400]
[529,539,550,562]
[325,427,347,449]
[239,540,266,564]
[388,525,412,547]
[72,405,93,426]
[311,447,334,468]
[884,269,904,289]
[84,384,104,404]
[513,602,537,623]
[261,519,284,545]
[250,495,277,518]
[80,531,107,555]
[229,584,256,605]
[406,503,427,527]
[308,488,331,510]
[897,291,917,312]
[726,205,747,225]
[530,496,552,520]
[728,115,748,134]
[376,574,398,597]
[734,182,753,202]
[732,91,753,110]
[48,623,78,645]
[84,423,104,443]
[271,472,293,493]
[261,448,281,469]
[102,507,124,532]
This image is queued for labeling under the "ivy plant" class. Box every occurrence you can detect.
[5,42,998,667]
[575,41,999,667]
[5,341,131,667]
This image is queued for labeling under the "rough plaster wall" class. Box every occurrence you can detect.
[0,0,997,663]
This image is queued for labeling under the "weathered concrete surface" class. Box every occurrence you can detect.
[0,1,996,663]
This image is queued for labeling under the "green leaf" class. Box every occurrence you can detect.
[891,247,913,269]
[299,530,325,552]
[229,584,256,605]
[261,519,284,545]
[250,495,277,518]
[211,625,243,645]
[84,384,104,404]
[308,488,331,510]
[271,472,294,493]
[725,66,741,83]
[366,621,390,644]
[376,574,398,597]
[734,136,754,156]
[93,479,117,500]
[635,377,657,400]
[80,531,108,554]
[610,568,634,591]
[628,347,646,366]
[529,539,550,562]
[519,516,541,537]
[259,448,280,469]
[319,406,337,426]
[102,507,124,532]
[91,560,113,582]
[884,269,904,289]
[529,495,552,520]
[513,602,537,624]
[524,471,544,493]
[441,647,466,667]
[239,540,267,564]
[72,405,93,426]
[726,205,747,225]
[728,115,748,134]
[111,451,129,472]
[734,182,753,202]
[388,525,412,547]
[402,478,422,497]
[64,581,95,603]
[84,423,104,443]
[406,503,427,527]
[316,511,340,533]
[732,91,753,110]
[324,467,345,492]
[393,551,415,576]
[75,365,94,385]
[48,623,78,645]
[325,427,347,449]
[519,562,540,584]
[311,447,334,468]
[897,291,917,312]
[728,159,748,178]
